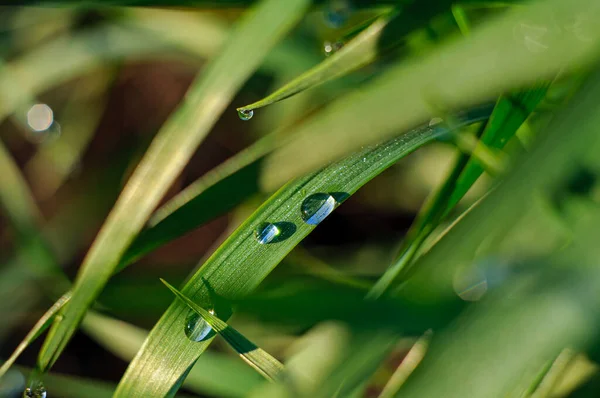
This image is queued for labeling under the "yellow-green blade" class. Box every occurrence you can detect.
[37,0,310,372]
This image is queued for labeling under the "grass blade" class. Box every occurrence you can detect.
[114,107,489,397]
[259,0,600,190]
[237,13,393,112]
[161,279,284,382]
[37,0,311,372]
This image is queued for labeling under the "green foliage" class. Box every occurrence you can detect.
[1,0,600,397]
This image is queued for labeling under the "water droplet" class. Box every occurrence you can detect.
[429,117,444,127]
[184,310,214,342]
[254,222,281,244]
[24,385,46,398]
[324,0,351,28]
[237,109,253,121]
[301,193,336,225]
[323,41,343,57]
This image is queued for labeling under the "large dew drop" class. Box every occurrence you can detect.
[184,310,214,342]
[24,385,47,398]
[237,109,254,121]
[301,193,336,225]
[254,222,281,244]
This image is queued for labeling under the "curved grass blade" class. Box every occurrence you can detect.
[161,279,284,382]
[37,0,311,372]
[260,0,600,191]
[237,13,393,112]
[114,106,490,397]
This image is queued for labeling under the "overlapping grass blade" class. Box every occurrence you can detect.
[114,107,489,397]
[162,279,284,382]
[37,0,311,372]
[369,85,548,297]
[259,0,600,190]
[82,311,262,397]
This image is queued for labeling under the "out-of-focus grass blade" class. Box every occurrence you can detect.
[162,279,284,382]
[37,0,311,372]
[238,13,393,112]
[369,85,548,297]
[16,367,117,398]
[82,311,262,397]
[397,266,600,398]
[260,0,600,190]
[115,107,489,397]
[403,66,600,301]
[0,293,71,380]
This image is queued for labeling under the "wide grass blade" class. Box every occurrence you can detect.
[37,0,311,372]
[162,279,284,382]
[114,106,489,397]
[259,0,600,191]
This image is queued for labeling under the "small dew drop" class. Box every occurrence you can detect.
[184,310,214,342]
[237,109,254,121]
[301,193,336,225]
[254,222,281,244]
[24,385,46,398]
[323,41,343,57]
[453,267,488,302]
[27,104,53,132]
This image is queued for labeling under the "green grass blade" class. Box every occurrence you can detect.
[114,107,489,397]
[404,66,600,302]
[397,266,600,398]
[259,0,600,191]
[237,13,393,112]
[82,311,262,397]
[369,85,548,297]
[0,293,71,381]
[37,0,310,372]
[161,279,284,382]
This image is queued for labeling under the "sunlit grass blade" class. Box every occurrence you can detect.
[37,0,311,372]
[82,311,262,397]
[259,0,600,191]
[369,85,548,297]
[115,107,488,397]
[161,279,284,382]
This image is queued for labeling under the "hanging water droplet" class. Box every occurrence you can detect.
[237,109,254,121]
[323,41,343,57]
[301,193,336,225]
[324,0,351,28]
[453,266,488,302]
[254,222,281,245]
[184,310,214,342]
[23,385,46,398]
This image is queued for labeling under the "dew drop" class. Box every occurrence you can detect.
[301,193,336,225]
[237,109,254,121]
[254,222,281,244]
[453,266,488,302]
[25,104,61,143]
[24,385,46,398]
[323,41,343,57]
[184,310,214,342]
